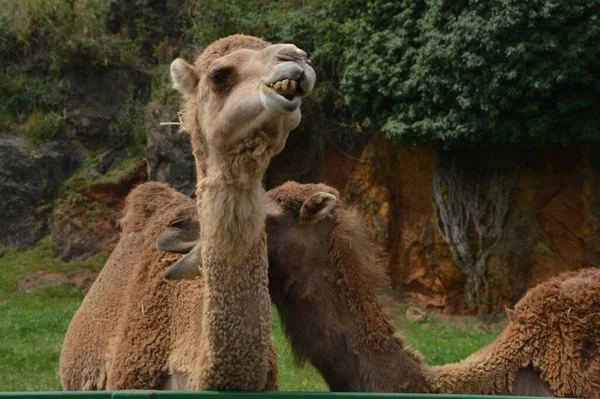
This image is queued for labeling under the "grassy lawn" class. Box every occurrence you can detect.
[0,239,105,391]
[390,309,505,367]
[0,241,504,392]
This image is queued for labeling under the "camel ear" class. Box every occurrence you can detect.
[163,243,202,280]
[156,217,200,254]
[505,306,515,322]
[170,58,200,95]
[300,192,336,224]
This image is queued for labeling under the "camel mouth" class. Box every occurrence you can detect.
[267,78,303,101]
[260,61,314,113]
[260,80,302,113]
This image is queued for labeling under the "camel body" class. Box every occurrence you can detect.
[61,32,314,391]
[170,34,314,390]
[59,183,278,390]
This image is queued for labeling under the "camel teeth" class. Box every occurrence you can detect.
[289,80,297,93]
[268,79,299,95]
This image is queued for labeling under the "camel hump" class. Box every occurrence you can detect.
[120,182,193,235]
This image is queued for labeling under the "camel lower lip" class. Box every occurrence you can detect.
[260,85,301,112]
[275,91,296,102]
[266,85,297,101]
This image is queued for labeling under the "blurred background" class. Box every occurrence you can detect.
[1,0,599,391]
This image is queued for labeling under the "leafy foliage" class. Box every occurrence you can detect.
[4,0,599,148]
[341,0,600,146]
[1,0,143,72]
[0,0,148,145]
[108,88,147,153]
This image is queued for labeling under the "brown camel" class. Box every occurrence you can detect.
[58,183,279,390]
[160,181,600,398]
[159,181,429,393]
[59,33,314,391]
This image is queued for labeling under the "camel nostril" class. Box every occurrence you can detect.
[276,54,297,63]
[295,49,307,58]
[275,45,308,63]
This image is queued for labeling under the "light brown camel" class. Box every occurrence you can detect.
[159,181,600,398]
[59,33,315,391]
[59,182,279,391]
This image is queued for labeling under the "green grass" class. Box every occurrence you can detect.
[58,154,145,195]
[271,313,328,391]
[390,309,505,367]
[0,241,504,392]
[0,288,84,391]
[0,239,106,391]
[0,238,106,295]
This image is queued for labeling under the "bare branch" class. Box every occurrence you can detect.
[432,148,519,310]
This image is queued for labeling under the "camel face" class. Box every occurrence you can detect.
[265,182,338,280]
[203,43,314,149]
[171,42,315,152]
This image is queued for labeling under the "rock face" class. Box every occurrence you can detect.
[145,104,196,196]
[0,135,82,249]
[267,133,600,314]
[65,69,140,144]
[50,161,148,262]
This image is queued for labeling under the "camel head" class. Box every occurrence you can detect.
[264,182,339,281]
[170,35,316,186]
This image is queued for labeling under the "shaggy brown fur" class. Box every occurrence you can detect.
[59,182,279,391]
[167,34,315,390]
[266,184,600,397]
[158,181,430,392]
[429,268,600,398]
[160,181,600,397]
[265,182,429,392]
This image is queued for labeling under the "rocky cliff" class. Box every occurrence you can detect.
[269,134,600,313]
[0,135,82,249]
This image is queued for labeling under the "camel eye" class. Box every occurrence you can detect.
[209,68,231,86]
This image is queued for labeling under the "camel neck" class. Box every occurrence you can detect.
[199,179,266,262]
[193,177,271,390]
[269,279,363,390]
[270,269,430,392]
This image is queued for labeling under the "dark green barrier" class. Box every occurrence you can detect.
[0,392,564,399]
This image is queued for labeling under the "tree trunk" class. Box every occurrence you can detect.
[433,146,519,312]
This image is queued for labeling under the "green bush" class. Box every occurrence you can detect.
[7,0,598,149]
[1,74,68,116]
[108,88,147,154]
[0,21,21,66]
[1,0,142,72]
[0,73,68,142]
[18,110,65,143]
[341,0,600,146]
